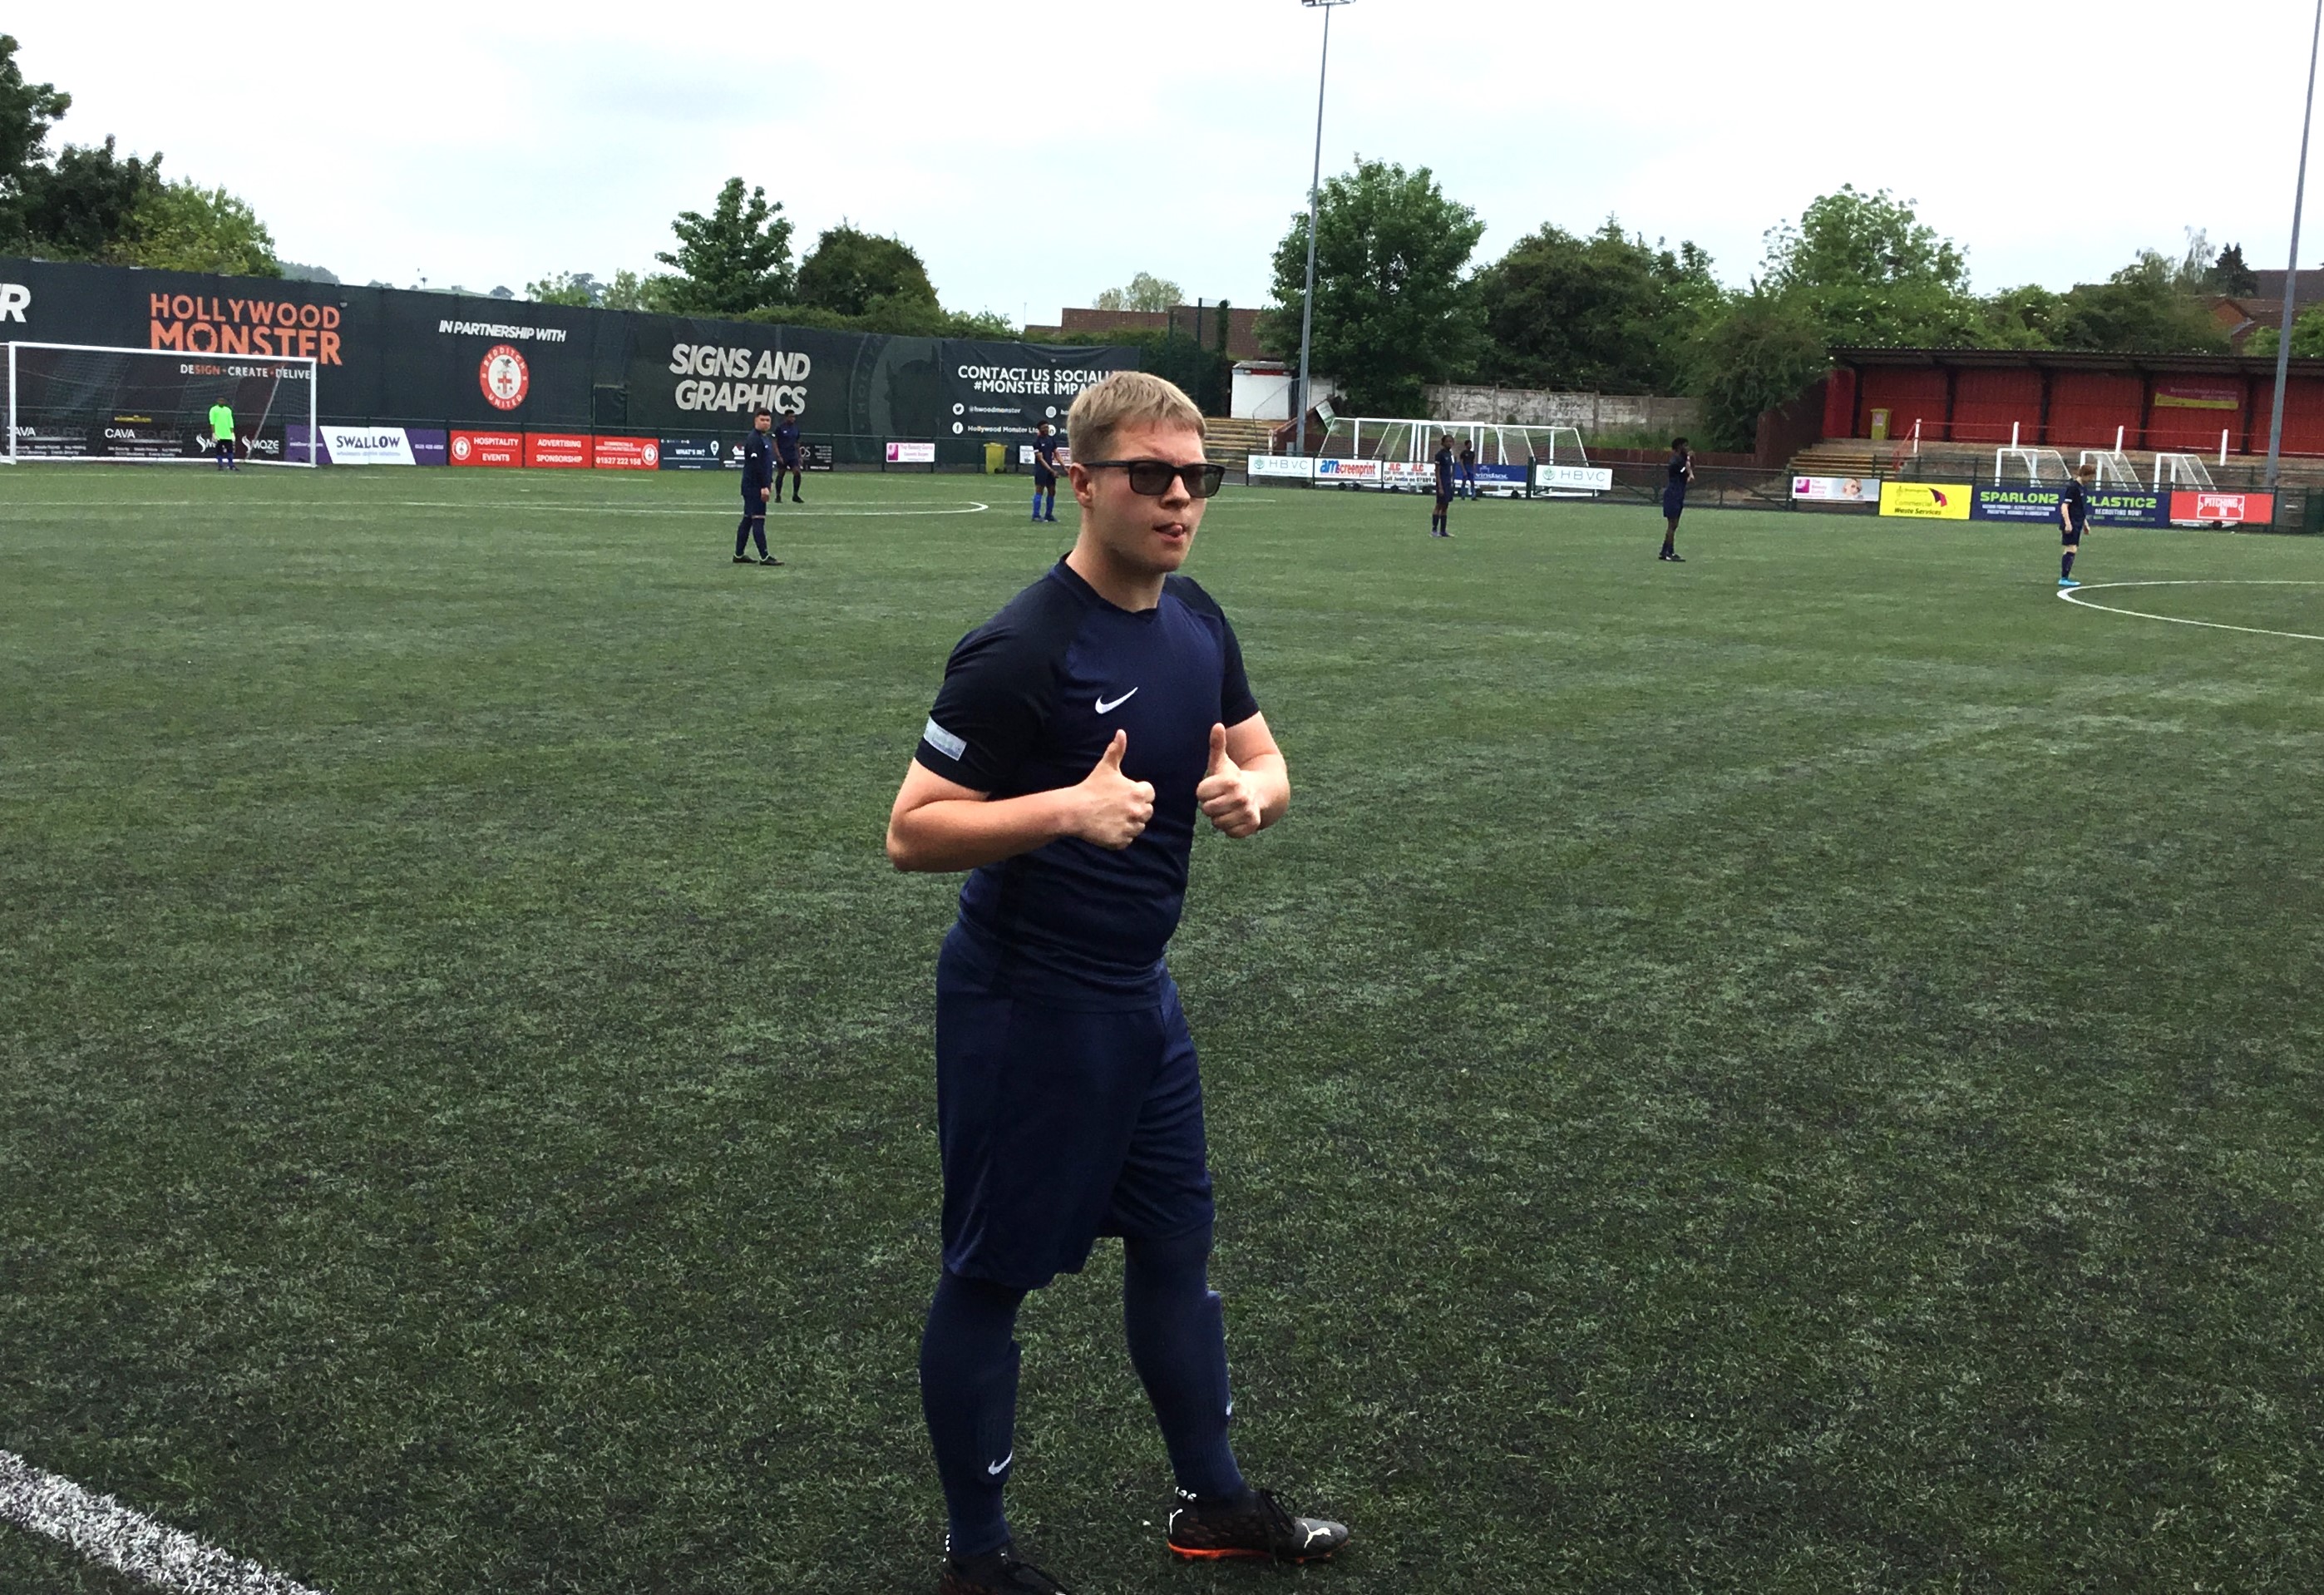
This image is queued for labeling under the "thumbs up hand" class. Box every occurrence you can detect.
[1071,729,1156,850]
[1197,722,1263,838]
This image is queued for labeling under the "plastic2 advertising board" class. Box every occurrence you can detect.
[1970,486,2167,526]
[1878,481,1972,520]
[449,430,522,467]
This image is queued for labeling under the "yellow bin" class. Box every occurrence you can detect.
[984,442,1006,474]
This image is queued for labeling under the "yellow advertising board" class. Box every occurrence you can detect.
[1877,481,1972,521]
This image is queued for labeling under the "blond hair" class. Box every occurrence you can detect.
[1066,371,1206,463]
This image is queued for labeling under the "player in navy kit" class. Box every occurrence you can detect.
[1430,432,1456,536]
[1030,421,1063,522]
[1659,436,1693,561]
[774,410,805,503]
[734,409,780,565]
[887,372,1349,1595]
[2059,462,2094,586]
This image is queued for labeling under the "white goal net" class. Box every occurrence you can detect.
[5,342,318,465]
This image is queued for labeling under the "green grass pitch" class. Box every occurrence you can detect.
[3,465,2322,1594]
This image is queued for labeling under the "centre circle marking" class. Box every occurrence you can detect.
[2056,579,2324,643]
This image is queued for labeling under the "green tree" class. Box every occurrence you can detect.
[1095,272,1182,312]
[126,179,279,275]
[1759,185,1982,347]
[796,225,937,317]
[1475,220,1716,393]
[603,269,674,313]
[526,270,602,306]
[1690,292,1829,452]
[655,178,794,316]
[15,136,162,260]
[2050,251,2229,353]
[0,32,68,195]
[2208,242,2258,296]
[1261,158,1487,415]
[2246,302,2324,357]
[1976,283,2064,350]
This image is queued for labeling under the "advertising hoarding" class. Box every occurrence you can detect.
[592,435,660,471]
[450,430,522,467]
[2169,491,2273,526]
[886,441,937,464]
[658,436,723,470]
[524,432,589,469]
[1878,481,1972,520]
[1534,464,1616,494]
[1792,475,1881,503]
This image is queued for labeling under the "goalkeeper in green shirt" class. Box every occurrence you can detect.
[207,399,237,472]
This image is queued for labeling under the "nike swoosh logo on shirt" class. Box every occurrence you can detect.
[1095,689,1139,714]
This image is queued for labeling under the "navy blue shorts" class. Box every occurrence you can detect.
[2062,524,2085,546]
[934,924,1214,1289]
[1033,467,1058,489]
[1662,489,1685,521]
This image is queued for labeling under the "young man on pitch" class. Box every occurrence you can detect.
[887,371,1349,1594]
[1659,436,1694,561]
[2059,462,2094,587]
[1430,432,1455,536]
[735,409,781,565]
[773,408,806,503]
[208,397,238,472]
[1030,421,1063,522]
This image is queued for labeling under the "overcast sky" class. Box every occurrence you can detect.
[15,2,2322,317]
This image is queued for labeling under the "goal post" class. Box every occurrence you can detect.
[4,341,319,465]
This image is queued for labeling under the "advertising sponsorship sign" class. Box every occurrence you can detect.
[592,435,660,471]
[1315,457,1381,481]
[886,441,938,464]
[1878,481,1972,521]
[323,425,417,466]
[1792,475,1881,504]
[2170,490,2273,526]
[1534,464,1616,494]
[658,436,723,470]
[1016,443,1076,467]
[1966,486,2166,526]
[450,430,522,467]
[1475,463,1530,489]
[525,432,590,469]
[2152,383,2240,412]
[0,254,1132,442]
[1246,453,1311,479]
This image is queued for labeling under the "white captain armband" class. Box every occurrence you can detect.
[922,717,967,762]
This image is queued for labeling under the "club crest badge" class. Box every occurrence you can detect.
[480,344,529,410]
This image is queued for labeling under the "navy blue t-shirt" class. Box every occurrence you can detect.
[1434,446,1454,492]
[915,559,1261,1005]
[2061,479,2090,531]
[774,418,802,465]
[741,428,773,488]
[1033,432,1061,477]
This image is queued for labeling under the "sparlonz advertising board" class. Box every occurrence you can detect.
[1878,481,1972,521]
[2170,490,2274,526]
[1968,486,2168,526]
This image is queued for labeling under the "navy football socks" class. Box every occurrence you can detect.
[1123,1222,1246,1502]
[2062,551,2075,580]
[921,1271,1027,1558]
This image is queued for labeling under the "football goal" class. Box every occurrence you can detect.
[1993,445,2070,484]
[1318,416,1590,494]
[2077,448,2139,489]
[2151,452,2216,491]
[5,342,318,464]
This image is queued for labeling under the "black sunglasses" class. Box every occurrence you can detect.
[1078,458,1227,498]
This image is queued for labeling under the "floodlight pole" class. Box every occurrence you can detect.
[1295,0,1352,465]
[2266,0,2324,493]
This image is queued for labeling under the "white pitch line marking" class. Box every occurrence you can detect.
[0,1449,327,1594]
[2056,579,2324,643]
[386,500,991,517]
